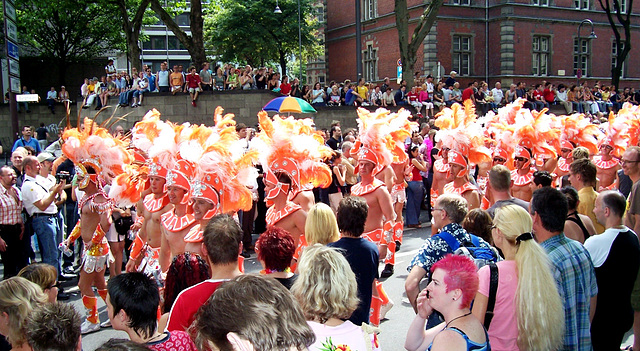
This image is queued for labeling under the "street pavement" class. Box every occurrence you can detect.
[10,207,635,350]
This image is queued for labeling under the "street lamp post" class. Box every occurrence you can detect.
[576,19,597,86]
[274,0,303,82]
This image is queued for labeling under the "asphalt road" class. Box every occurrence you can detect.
[16,207,636,350]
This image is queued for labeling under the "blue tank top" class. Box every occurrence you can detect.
[428,327,490,351]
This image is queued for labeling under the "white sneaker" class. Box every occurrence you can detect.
[380,299,394,320]
[100,319,112,328]
[81,320,100,334]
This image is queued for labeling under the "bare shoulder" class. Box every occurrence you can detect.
[431,329,467,351]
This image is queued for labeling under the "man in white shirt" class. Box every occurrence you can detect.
[22,155,65,276]
[46,87,57,114]
[491,82,504,106]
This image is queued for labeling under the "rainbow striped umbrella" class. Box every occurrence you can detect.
[263,96,317,114]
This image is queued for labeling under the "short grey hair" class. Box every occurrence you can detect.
[341,141,353,153]
[437,194,468,224]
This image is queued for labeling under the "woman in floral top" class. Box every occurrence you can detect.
[292,245,381,351]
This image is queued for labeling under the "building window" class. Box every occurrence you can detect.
[452,35,471,76]
[176,13,190,26]
[531,0,549,6]
[452,0,471,5]
[619,0,627,12]
[363,0,376,20]
[573,38,591,76]
[315,6,324,23]
[612,41,625,77]
[363,44,378,82]
[574,0,589,9]
[532,36,549,76]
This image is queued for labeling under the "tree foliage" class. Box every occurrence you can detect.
[597,0,633,89]
[205,0,320,77]
[108,0,155,72]
[395,0,444,90]
[16,0,124,74]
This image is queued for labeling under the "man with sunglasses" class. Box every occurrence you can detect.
[554,140,574,187]
[511,144,536,202]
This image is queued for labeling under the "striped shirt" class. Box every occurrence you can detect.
[0,185,22,225]
[541,234,598,351]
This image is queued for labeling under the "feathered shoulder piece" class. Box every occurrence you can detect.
[598,111,630,157]
[512,107,559,160]
[614,103,640,149]
[252,111,332,190]
[554,113,602,155]
[352,107,416,174]
[62,117,132,182]
[435,100,491,167]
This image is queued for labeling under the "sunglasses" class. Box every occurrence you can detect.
[514,157,527,162]
[493,157,506,163]
[47,282,61,290]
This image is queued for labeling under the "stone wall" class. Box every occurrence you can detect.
[0,90,415,157]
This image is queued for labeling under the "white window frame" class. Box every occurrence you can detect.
[573,38,591,77]
[612,40,625,78]
[452,35,472,76]
[363,0,377,20]
[532,36,550,76]
[574,0,589,9]
[363,44,378,82]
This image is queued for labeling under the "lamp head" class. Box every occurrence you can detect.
[274,5,282,13]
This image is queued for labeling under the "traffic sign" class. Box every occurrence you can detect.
[7,41,19,60]
[9,76,20,93]
[397,59,402,67]
[3,1,15,22]
[8,58,19,77]
[397,66,402,84]
[5,19,16,43]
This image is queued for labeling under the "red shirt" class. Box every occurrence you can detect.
[166,279,226,331]
[186,74,201,89]
[407,91,419,103]
[533,89,544,101]
[462,87,474,101]
[543,88,555,103]
[147,331,198,351]
[280,83,292,95]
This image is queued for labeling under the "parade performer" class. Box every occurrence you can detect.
[181,108,257,269]
[510,105,558,201]
[553,113,601,186]
[351,107,415,323]
[252,111,332,271]
[61,117,131,334]
[594,113,628,191]
[435,100,491,210]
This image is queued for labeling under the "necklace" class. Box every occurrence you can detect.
[445,311,472,329]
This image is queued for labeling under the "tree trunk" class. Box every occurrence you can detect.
[128,33,142,71]
[279,48,287,78]
[114,0,151,73]
[150,0,206,67]
[395,0,444,90]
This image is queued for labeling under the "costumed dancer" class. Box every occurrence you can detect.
[125,111,175,277]
[388,155,410,256]
[181,108,257,273]
[510,102,558,202]
[251,111,332,272]
[61,117,131,334]
[435,100,491,210]
[594,112,629,191]
[351,107,415,324]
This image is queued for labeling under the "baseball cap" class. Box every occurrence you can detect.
[37,152,56,163]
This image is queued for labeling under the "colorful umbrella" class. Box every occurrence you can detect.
[263,96,317,114]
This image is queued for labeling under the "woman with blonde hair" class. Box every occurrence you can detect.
[0,277,48,350]
[472,205,564,350]
[17,263,59,303]
[292,245,380,351]
[305,203,340,245]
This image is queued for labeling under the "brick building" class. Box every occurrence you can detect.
[326,0,640,88]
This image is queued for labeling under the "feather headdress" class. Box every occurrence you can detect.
[598,111,630,158]
[435,100,491,172]
[351,107,416,175]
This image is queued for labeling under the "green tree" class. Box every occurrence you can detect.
[597,0,633,89]
[395,0,444,89]
[205,0,320,77]
[15,0,124,83]
[150,0,207,68]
